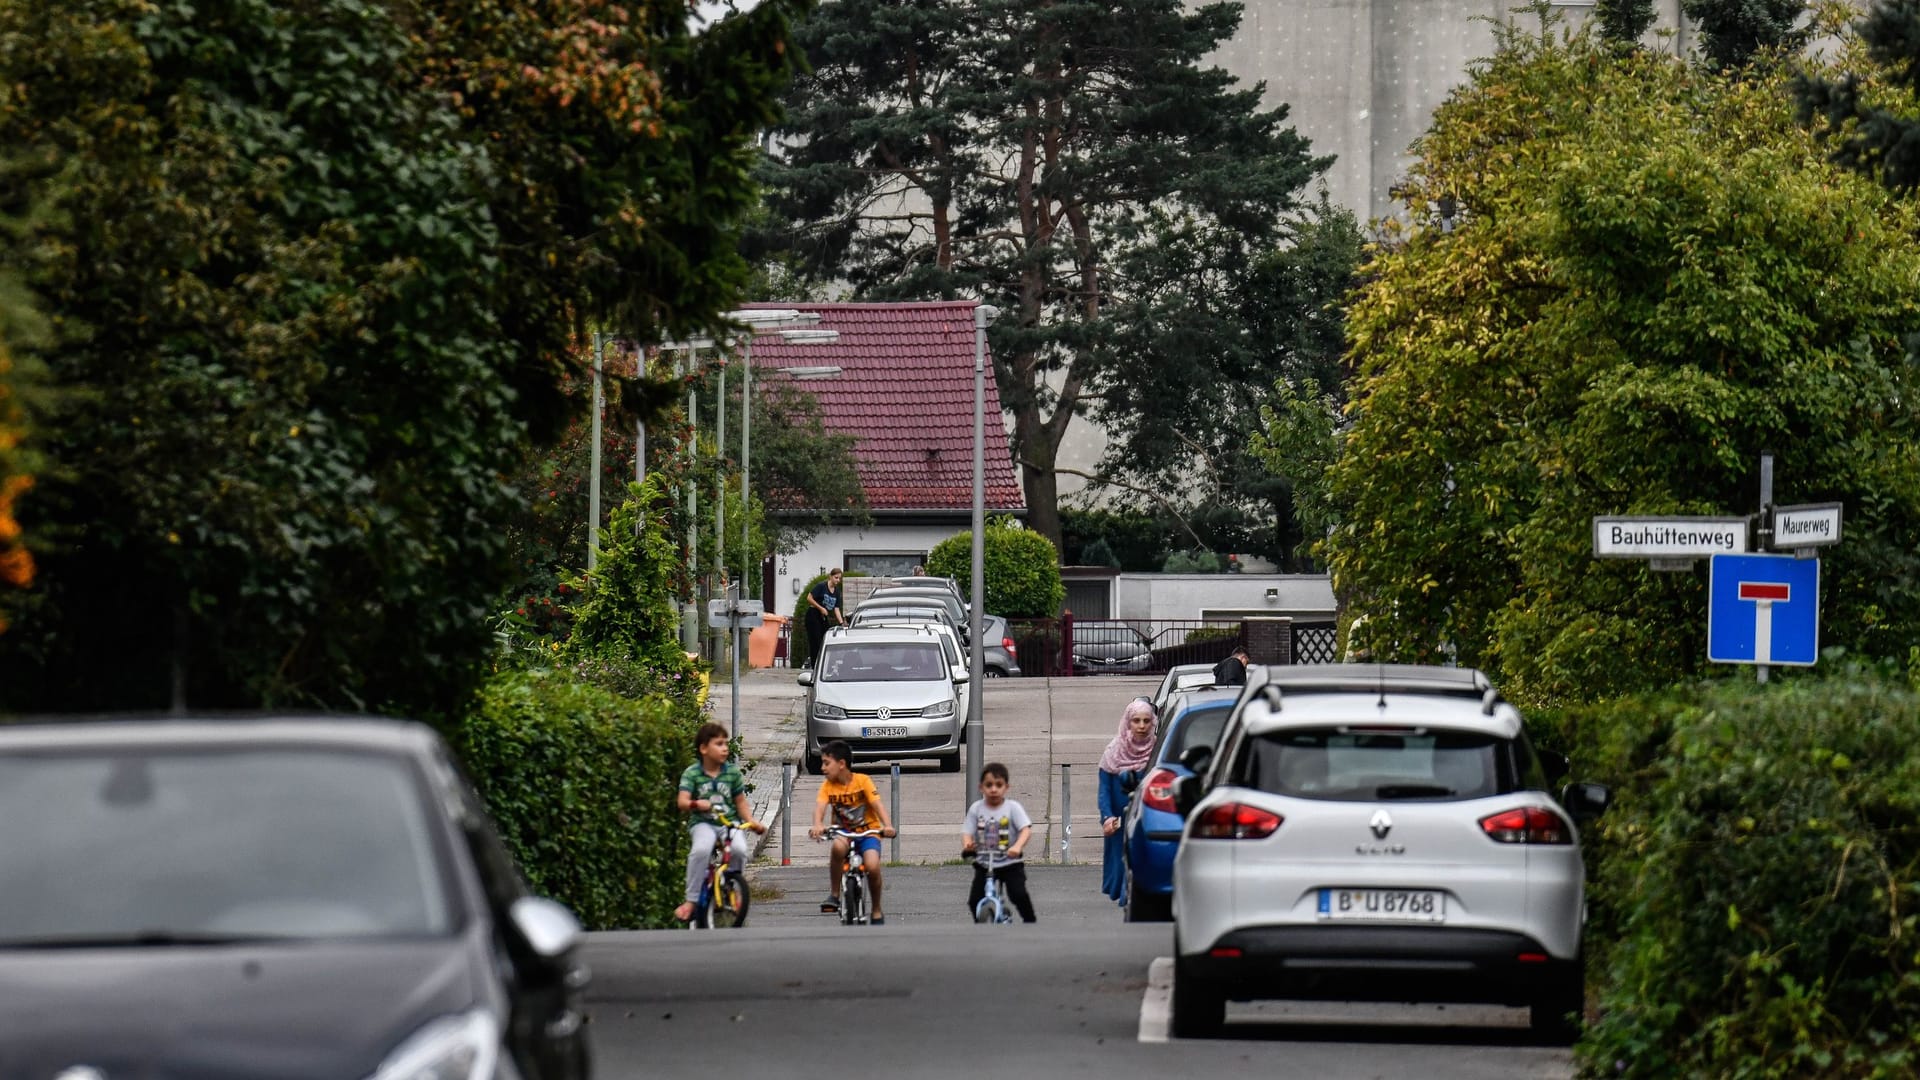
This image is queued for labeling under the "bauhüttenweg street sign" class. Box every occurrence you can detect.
[1592,516,1749,559]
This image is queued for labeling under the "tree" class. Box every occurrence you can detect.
[926,518,1065,618]
[758,0,1328,550]
[1681,0,1808,70]
[1797,0,1920,193]
[1327,22,1920,705]
[1595,0,1658,46]
[0,0,807,719]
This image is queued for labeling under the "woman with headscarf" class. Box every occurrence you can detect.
[1098,698,1158,906]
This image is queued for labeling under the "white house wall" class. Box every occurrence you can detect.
[1113,573,1336,622]
[772,523,968,616]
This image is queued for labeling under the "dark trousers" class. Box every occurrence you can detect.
[969,862,1036,922]
[802,612,826,668]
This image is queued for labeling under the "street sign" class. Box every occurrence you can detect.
[1770,502,1843,550]
[1708,554,1819,667]
[1593,516,1748,559]
[707,598,764,629]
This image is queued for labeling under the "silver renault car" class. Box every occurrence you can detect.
[798,625,967,775]
[1170,665,1609,1042]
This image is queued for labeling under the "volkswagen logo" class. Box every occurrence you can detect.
[875,707,892,721]
[1369,809,1393,839]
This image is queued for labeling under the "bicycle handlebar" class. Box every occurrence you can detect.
[826,827,884,838]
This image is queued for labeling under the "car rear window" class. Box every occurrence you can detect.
[1239,728,1514,801]
[0,748,456,945]
[820,643,948,682]
[1162,705,1231,765]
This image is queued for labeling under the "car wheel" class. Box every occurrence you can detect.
[985,667,1007,678]
[1171,950,1225,1039]
[804,746,823,776]
[1528,955,1585,1046]
[1127,882,1172,923]
[939,751,961,774]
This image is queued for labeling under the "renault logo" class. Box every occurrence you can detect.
[55,1069,107,1080]
[876,707,892,721]
[1369,809,1393,839]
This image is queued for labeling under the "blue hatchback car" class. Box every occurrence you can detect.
[1121,687,1238,922]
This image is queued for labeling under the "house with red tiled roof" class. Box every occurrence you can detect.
[747,301,1025,613]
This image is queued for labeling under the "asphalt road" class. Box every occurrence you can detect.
[582,865,1574,1080]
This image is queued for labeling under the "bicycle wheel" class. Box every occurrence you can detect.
[709,871,751,929]
[842,872,864,925]
[973,897,997,924]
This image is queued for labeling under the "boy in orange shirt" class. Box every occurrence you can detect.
[808,740,897,923]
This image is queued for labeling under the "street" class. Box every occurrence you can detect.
[581,672,1574,1078]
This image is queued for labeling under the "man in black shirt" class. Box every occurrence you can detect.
[1213,645,1250,686]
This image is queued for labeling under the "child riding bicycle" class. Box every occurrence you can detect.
[809,740,897,924]
[961,762,1036,923]
[675,722,766,923]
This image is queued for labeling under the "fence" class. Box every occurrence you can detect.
[1004,615,1341,675]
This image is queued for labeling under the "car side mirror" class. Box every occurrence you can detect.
[1561,781,1610,820]
[1537,748,1570,785]
[1172,774,1203,817]
[1178,744,1213,776]
[1121,770,1140,795]
[509,895,582,964]
[797,670,814,687]
[952,669,971,684]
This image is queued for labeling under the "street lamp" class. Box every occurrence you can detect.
[966,302,999,804]
[740,330,840,601]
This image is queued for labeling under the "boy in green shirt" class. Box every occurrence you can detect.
[676,722,765,923]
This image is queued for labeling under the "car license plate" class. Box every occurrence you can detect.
[1317,888,1446,922]
[862,726,908,738]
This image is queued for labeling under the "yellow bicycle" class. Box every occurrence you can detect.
[692,812,751,930]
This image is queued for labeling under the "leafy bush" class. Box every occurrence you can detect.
[1163,549,1223,573]
[1561,666,1920,1077]
[1078,537,1121,568]
[927,517,1065,618]
[1183,626,1238,645]
[457,668,699,930]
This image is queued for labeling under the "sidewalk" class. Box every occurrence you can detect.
[707,665,1159,869]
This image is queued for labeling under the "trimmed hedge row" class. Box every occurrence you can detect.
[1553,667,1920,1077]
[456,667,699,930]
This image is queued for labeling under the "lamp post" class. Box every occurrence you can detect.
[742,332,840,599]
[967,302,999,804]
[588,332,607,571]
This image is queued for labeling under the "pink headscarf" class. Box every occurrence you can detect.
[1099,699,1158,774]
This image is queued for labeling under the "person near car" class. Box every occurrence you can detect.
[810,739,897,923]
[1212,644,1250,686]
[803,568,846,668]
[962,761,1037,923]
[1098,698,1158,905]
[675,721,766,923]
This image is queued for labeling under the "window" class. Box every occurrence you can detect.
[1238,728,1514,801]
[845,552,927,580]
[1161,705,1232,765]
[819,642,948,682]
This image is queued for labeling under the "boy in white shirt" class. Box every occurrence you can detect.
[960,762,1037,922]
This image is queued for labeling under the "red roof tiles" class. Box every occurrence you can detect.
[746,302,1025,513]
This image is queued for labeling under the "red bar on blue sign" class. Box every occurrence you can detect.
[1739,582,1791,602]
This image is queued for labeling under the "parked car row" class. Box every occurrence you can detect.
[1120,662,1612,1045]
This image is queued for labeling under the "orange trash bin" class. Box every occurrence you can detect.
[748,613,790,669]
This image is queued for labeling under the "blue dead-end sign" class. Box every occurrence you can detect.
[1708,554,1820,666]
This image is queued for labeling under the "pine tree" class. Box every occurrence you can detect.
[1595,0,1658,46]
[1796,0,1920,191]
[757,0,1327,549]
[1680,0,1808,69]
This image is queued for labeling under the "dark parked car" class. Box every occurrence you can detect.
[983,613,1021,677]
[0,717,591,1079]
[1122,687,1238,921]
[1071,624,1154,675]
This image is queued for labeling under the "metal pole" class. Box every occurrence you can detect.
[686,348,700,652]
[715,358,727,597]
[1758,451,1774,685]
[781,761,794,866]
[589,331,605,571]
[742,337,753,600]
[1060,762,1072,864]
[966,303,993,807]
[631,342,645,485]
[890,763,901,865]
[728,581,741,738]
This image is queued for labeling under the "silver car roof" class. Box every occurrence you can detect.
[0,715,441,755]
[821,624,946,644]
[1234,688,1524,739]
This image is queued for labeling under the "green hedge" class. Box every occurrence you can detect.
[1559,666,1920,1077]
[456,667,699,930]
[927,517,1065,618]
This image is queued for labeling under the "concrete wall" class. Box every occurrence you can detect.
[1217,0,1697,223]
[1111,573,1336,622]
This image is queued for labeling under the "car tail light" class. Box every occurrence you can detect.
[1478,806,1573,845]
[1191,802,1283,840]
[1140,767,1179,813]
[1002,637,1017,656]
